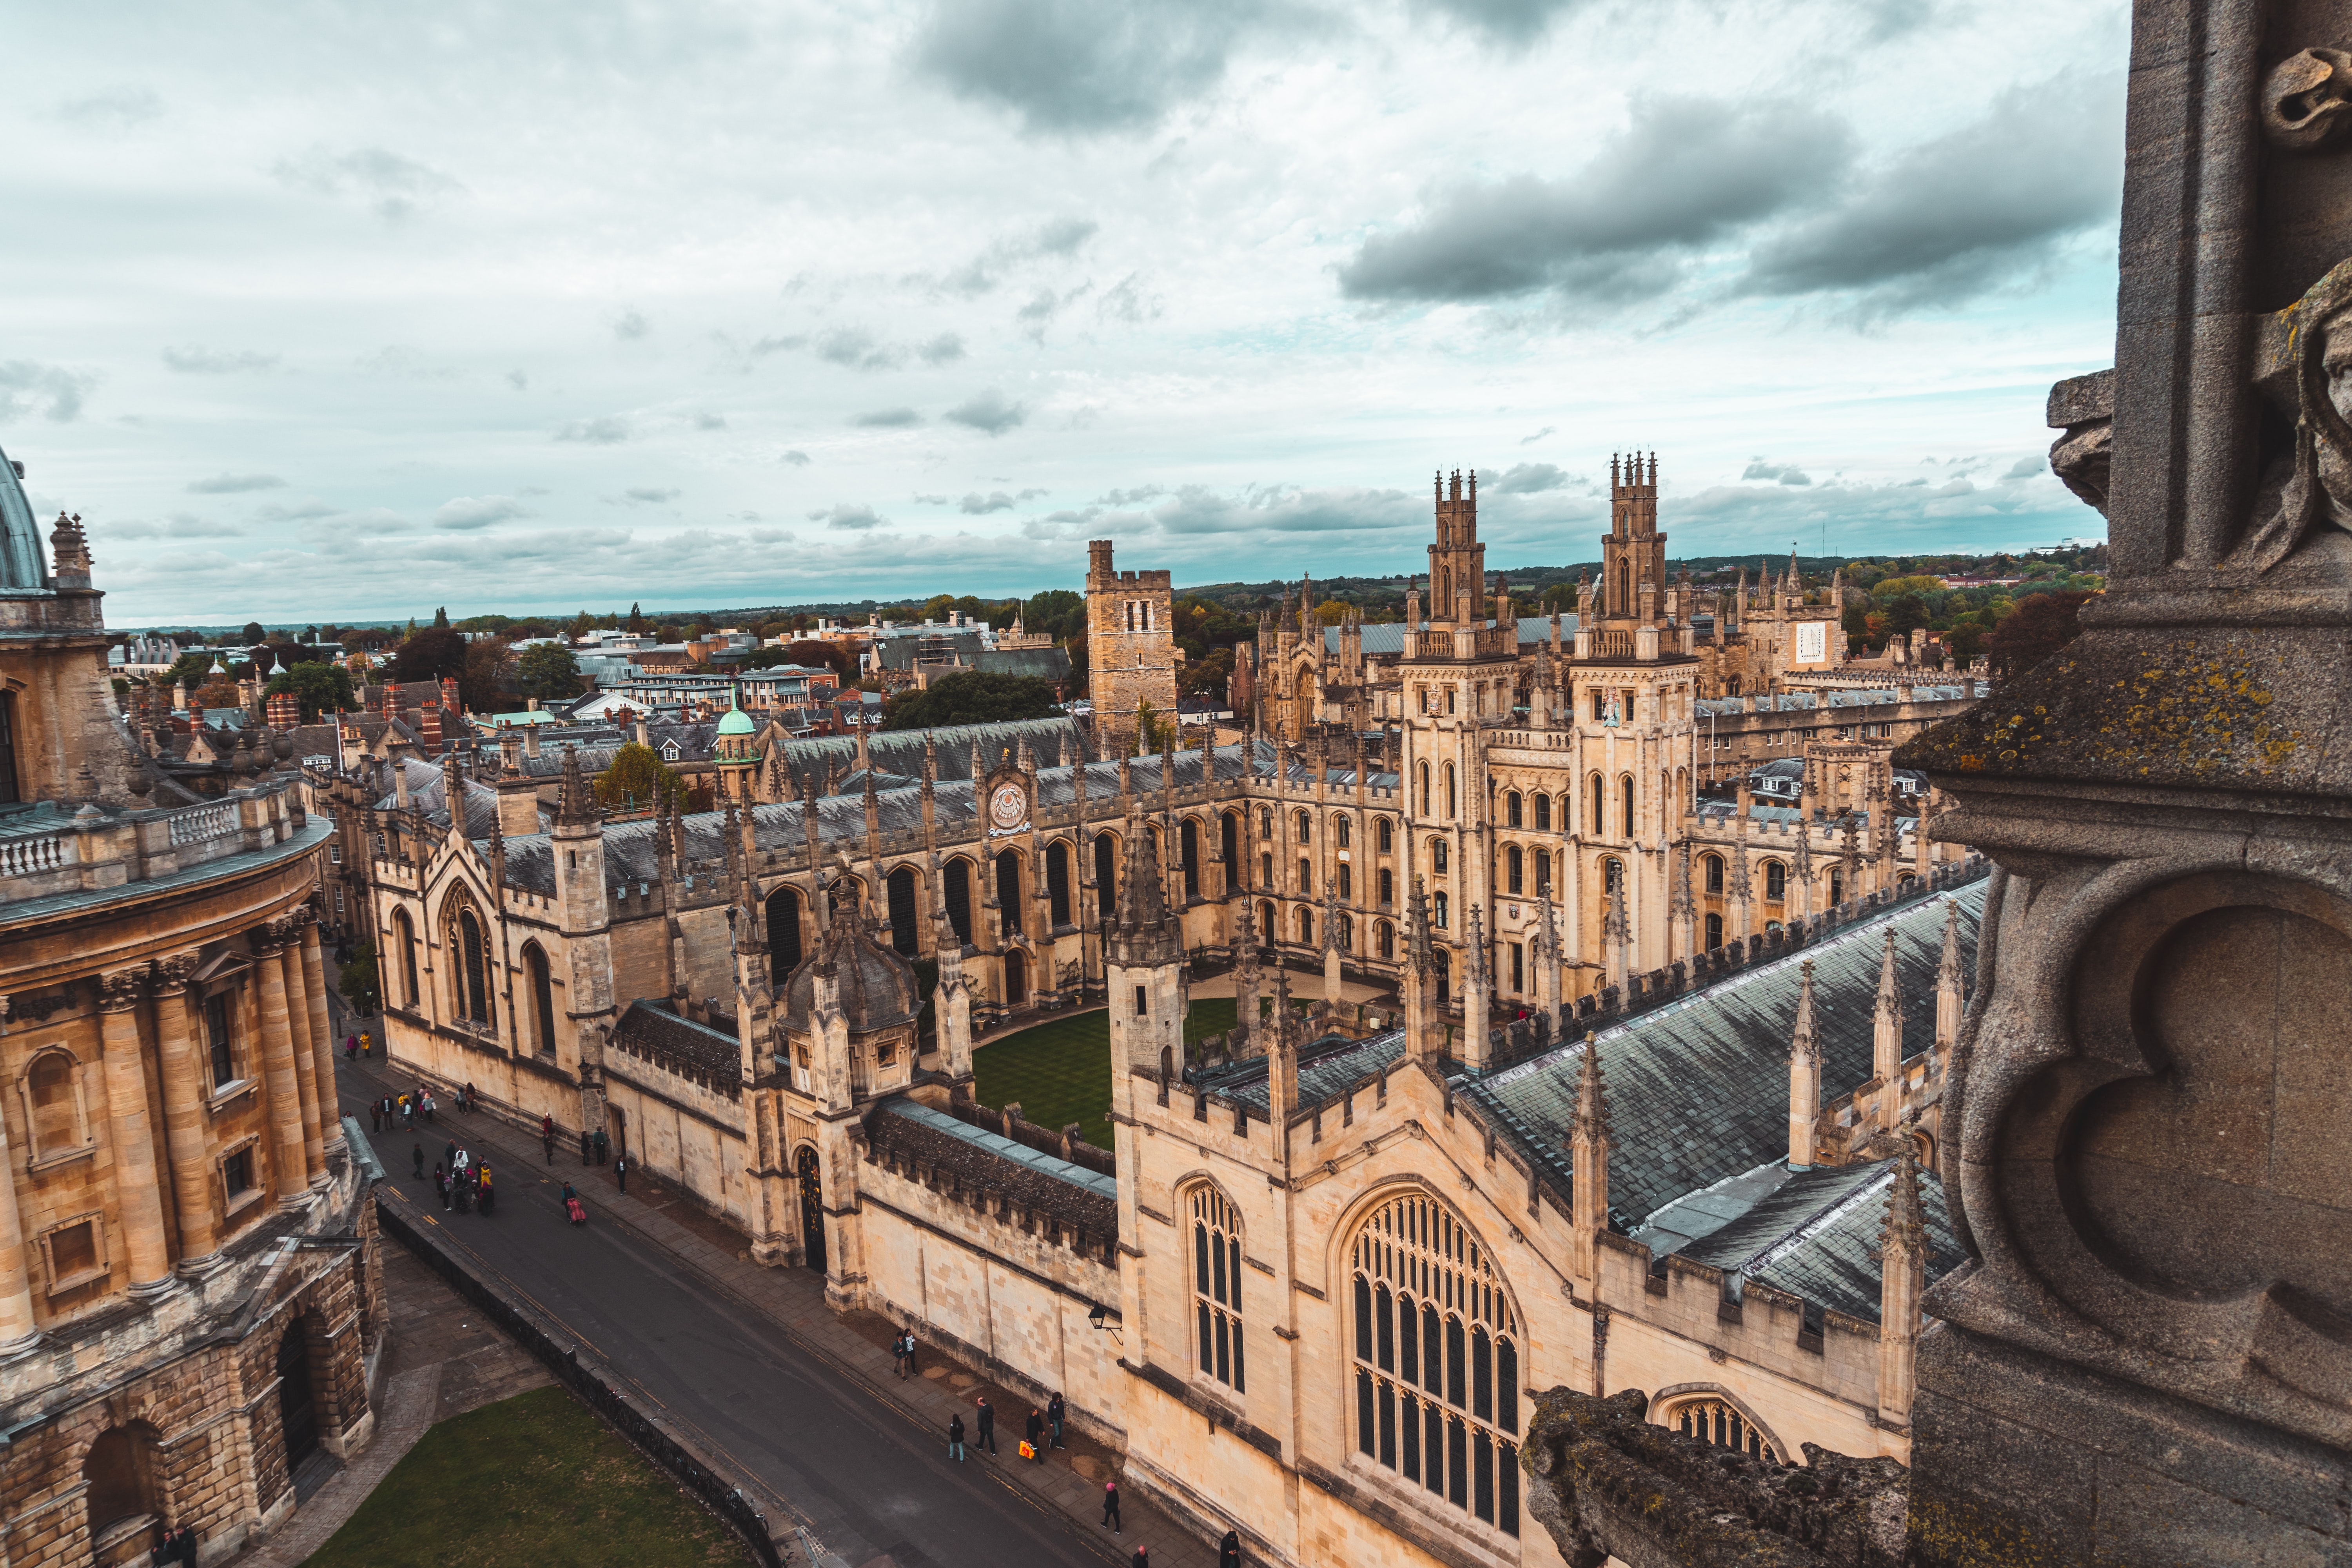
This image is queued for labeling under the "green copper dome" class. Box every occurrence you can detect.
[717,699,756,737]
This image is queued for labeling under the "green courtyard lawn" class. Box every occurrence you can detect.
[301,1385,749,1568]
[974,996,1236,1151]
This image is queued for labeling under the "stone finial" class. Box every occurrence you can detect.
[1791,958,1819,1063]
[1573,1031,1610,1149]
[556,743,595,828]
[1108,813,1182,968]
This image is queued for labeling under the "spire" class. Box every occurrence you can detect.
[1569,1031,1611,1280]
[1935,898,1965,1059]
[1107,815,1182,968]
[1789,958,1820,1169]
[1873,927,1906,1128]
[1877,1140,1927,1428]
[556,743,595,829]
[1602,877,1629,993]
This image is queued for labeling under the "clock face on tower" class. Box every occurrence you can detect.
[989,782,1028,832]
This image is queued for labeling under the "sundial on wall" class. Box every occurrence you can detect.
[988,780,1029,834]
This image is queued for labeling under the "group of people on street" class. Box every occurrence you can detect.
[342,1030,374,1061]
[368,1088,436,1134]
[428,1141,495,1215]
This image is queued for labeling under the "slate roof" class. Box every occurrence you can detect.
[866,1098,1119,1244]
[1675,1157,1966,1325]
[610,999,743,1093]
[771,717,1084,782]
[1463,877,1982,1230]
[381,756,504,837]
[975,646,1074,682]
[1193,1028,1409,1112]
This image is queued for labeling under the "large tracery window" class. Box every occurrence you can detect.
[1192,1186,1245,1393]
[1351,1194,1520,1536]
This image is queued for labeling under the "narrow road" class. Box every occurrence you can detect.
[331,1049,1128,1568]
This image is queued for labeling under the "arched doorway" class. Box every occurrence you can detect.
[1004,948,1028,1005]
[796,1147,826,1272]
[276,1322,319,1468]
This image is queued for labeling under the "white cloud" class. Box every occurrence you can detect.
[162,345,277,374]
[432,494,530,530]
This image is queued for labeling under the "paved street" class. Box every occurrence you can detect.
[328,1037,1205,1568]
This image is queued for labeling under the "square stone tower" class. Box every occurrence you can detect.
[1085,539,1180,746]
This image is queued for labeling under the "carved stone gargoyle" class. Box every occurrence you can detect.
[1519,1387,1907,1568]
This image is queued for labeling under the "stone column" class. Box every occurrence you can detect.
[0,1068,40,1353]
[278,927,327,1187]
[301,920,344,1154]
[97,969,176,1294]
[152,953,219,1269]
[252,930,310,1203]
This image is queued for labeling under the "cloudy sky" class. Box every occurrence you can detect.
[7,0,2125,624]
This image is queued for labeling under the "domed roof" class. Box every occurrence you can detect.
[781,875,920,1033]
[717,704,757,737]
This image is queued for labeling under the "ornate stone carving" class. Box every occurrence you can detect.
[2045,368,2111,517]
[1520,1387,1907,1568]
[2246,256,2352,568]
[153,951,201,994]
[96,967,147,1012]
[2261,47,2352,151]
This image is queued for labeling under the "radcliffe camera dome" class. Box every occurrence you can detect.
[0,446,45,591]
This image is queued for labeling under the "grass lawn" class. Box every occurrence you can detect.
[974,997,1236,1151]
[302,1385,748,1568]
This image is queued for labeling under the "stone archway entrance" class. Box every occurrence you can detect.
[796,1146,826,1273]
[1004,948,1028,1006]
[276,1323,319,1467]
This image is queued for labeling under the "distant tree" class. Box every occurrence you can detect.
[162,651,218,692]
[240,620,267,644]
[431,606,450,628]
[1886,593,1931,638]
[391,625,468,684]
[192,677,241,711]
[1020,588,1085,641]
[597,741,687,811]
[748,639,857,684]
[263,661,357,721]
[880,670,1058,731]
[460,635,515,713]
[246,645,281,678]
[1985,590,2093,681]
[567,612,595,639]
[1179,645,1232,700]
[627,601,648,634]
[338,940,379,1015]
[516,642,584,700]
[1314,599,1351,626]
[1135,699,1179,753]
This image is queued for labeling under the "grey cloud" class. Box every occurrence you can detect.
[255,497,337,523]
[271,145,462,220]
[1098,273,1161,324]
[782,449,812,465]
[0,361,97,422]
[1485,462,1569,494]
[916,0,1259,133]
[1094,484,1164,505]
[624,486,681,505]
[1031,482,1424,542]
[1519,425,1555,445]
[915,493,951,505]
[1740,74,2125,317]
[163,345,278,374]
[945,389,1026,435]
[101,514,247,541]
[693,411,728,430]
[432,494,531,530]
[751,334,805,358]
[187,473,285,494]
[810,501,887,530]
[1414,0,1585,47]
[958,488,1043,513]
[816,325,903,370]
[1339,95,1854,303]
[55,86,163,126]
[612,309,650,340]
[942,217,1100,295]
[2004,454,2046,479]
[506,369,529,391]
[851,407,922,428]
[1742,459,1813,486]
[555,414,633,443]
[918,333,967,365]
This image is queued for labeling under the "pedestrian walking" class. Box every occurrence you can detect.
[422,1091,436,1125]
[947,1414,966,1461]
[975,1397,997,1454]
[369,1102,381,1134]
[1133,1547,1148,1568]
[410,1144,424,1180]
[345,1033,357,1061]
[1220,1531,1241,1568]
[1048,1392,1066,1449]
[580,1129,593,1166]
[445,1138,458,1171]
[891,1332,907,1378]
[614,1154,629,1196]
[1102,1479,1122,1533]
[593,1127,609,1165]
[434,1163,449,1210]
[903,1328,918,1377]
[1024,1408,1045,1463]
[360,1031,372,1059]
[452,1176,472,1214]
[401,1094,414,1130]
[541,1114,556,1164]
[477,1165,494,1216]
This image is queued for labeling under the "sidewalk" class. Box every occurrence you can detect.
[338,1051,1218,1568]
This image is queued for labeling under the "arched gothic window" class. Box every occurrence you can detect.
[1533,793,1550,831]
[1705,854,1725,894]
[447,900,492,1025]
[1376,920,1394,959]
[394,907,420,1006]
[1505,791,1522,828]
[1376,817,1394,853]
[1444,764,1456,819]
[1662,1396,1778,1463]
[1505,845,1523,895]
[1603,857,1624,895]
[1337,816,1351,848]
[1417,763,1430,816]
[1351,1194,1520,1535]
[1431,839,1449,875]
[1588,773,1604,835]
[523,944,556,1054]
[1764,861,1787,901]
[1620,775,1636,838]
[1192,1186,1245,1392]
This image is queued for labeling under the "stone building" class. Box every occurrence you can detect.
[1086,539,1182,745]
[0,450,379,1568]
